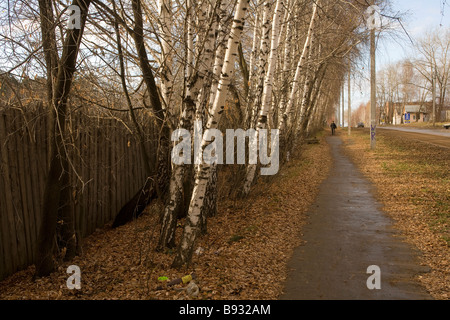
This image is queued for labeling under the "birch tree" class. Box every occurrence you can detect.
[172,0,250,268]
[247,0,272,129]
[157,0,230,250]
[278,0,319,133]
[242,0,283,195]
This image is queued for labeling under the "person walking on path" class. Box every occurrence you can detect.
[330,121,337,136]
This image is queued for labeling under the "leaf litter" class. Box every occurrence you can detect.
[340,129,449,300]
[0,135,332,300]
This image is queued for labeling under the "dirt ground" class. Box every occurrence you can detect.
[0,134,332,300]
[340,128,449,300]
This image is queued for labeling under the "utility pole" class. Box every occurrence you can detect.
[370,28,376,149]
[367,2,380,149]
[342,81,345,128]
[432,65,436,127]
[348,63,351,136]
[337,92,340,127]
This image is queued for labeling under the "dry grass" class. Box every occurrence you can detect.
[340,129,450,300]
[395,122,449,128]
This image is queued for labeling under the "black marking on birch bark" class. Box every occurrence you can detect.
[259,115,268,124]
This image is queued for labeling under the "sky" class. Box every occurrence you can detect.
[343,0,450,119]
[378,0,450,66]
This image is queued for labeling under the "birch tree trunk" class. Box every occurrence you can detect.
[242,0,283,196]
[172,0,250,268]
[244,3,261,127]
[248,0,272,129]
[276,5,293,127]
[158,0,227,250]
[157,0,198,250]
[296,35,317,136]
[209,0,231,108]
[300,63,328,134]
[278,0,319,133]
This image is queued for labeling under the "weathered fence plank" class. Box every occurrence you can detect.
[0,106,155,281]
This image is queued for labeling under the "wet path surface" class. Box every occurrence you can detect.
[281,136,432,300]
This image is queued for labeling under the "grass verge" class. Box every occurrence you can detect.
[340,128,449,300]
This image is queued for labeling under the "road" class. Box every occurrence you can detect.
[377,126,450,149]
[379,125,450,137]
[280,136,432,300]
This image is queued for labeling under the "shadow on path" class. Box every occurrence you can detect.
[280,136,432,300]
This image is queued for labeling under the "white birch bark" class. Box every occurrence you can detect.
[157,103,196,250]
[277,6,293,126]
[172,0,250,268]
[244,2,261,127]
[278,0,319,133]
[256,0,283,131]
[195,0,220,122]
[248,0,272,128]
[270,5,290,124]
[209,0,230,108]
[242,0,283,196]
[186,0,195,83]
[198,0,231,224]
[158,0,208,250]
[248,7,260,85]
[185,0,217,116]
[297,38,321,134]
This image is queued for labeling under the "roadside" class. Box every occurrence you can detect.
[281,134,431,300]
[379,126,450,141]
[0,133,332,300]
[384,122,449,130]
[340,128,450,300]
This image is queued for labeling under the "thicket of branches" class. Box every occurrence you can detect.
[374,29,450,123]
[0,0,389,274]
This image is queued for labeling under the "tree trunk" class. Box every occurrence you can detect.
[35,0,91,277]
[131,0,170,199]
[158,0,174,111]
[278,0,319,133]
[242,0,283,196]
[248,1,272,129]
[157,0,222,250]
[37,0,59,166]
[172,0,250,268]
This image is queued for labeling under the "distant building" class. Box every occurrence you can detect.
[383,102,433,124]
[442,104,450,122]
[404,104,430,124]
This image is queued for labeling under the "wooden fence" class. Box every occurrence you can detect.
[0,104,155,281]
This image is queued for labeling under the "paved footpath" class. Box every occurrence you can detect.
[280,136,432,300]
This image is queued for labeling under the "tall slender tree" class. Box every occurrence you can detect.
[172,0,251,268]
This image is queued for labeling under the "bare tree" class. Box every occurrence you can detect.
[35,0,92,277]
